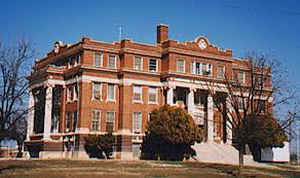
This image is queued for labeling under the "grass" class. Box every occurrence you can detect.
[0,159,299,178]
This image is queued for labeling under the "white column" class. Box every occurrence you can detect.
[226,100,233,145]
[207,94,214,142]
[167,87,174,105]
[26,90,35,141]
[43,85,53,140]
[188,88,195,116]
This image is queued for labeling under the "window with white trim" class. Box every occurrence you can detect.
[196,62,201,75]
[108,55,116,68]
[106,112,115,132]
[217,66,225,79]
[202,63,212,76]
[133,85,142,102]
[68,57,72,69]
[134,56,143,70]
[74,84,78,100]
[132,112,142,133]
[149,59,157,72]
[238,71,245,84]
[148,87,157,103]
[67,86,72,102]
[107,84,115,101]
[176,59,185,73]
[92,82,102,101]
[72,110,78,132]
[66,112,71,133]
[91,110,101,131]
[194,92,207,108]
[94,53,102,67]
[75,54,80,66]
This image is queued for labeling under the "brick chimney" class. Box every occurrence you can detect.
[157,24,169,43]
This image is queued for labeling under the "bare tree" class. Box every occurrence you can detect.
[206,52,299,166]
[0,38,34,152]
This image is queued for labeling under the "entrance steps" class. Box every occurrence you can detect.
[191,142,256,165]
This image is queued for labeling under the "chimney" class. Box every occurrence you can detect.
[157,24,169,43]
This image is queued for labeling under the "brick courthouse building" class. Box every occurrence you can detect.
[25,24,265,159]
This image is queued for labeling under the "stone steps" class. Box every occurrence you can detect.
[192,143,255,165]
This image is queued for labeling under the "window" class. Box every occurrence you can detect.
[68,57,72,68]
[91,110,101,131]
[133,85,142,102]
[195,62,201,75]
[75,54,80,66]
[134,56,143,70]
[256,76,264,88]
[107,84,115,101]
[238,71,245,84]
[238,97,245,110]
[73,110,78,132]
[258,100,265,113]
[202,63,212,76]
[94,53,102,67]
[92,82,102,100]
[66,112,71,133]
[217,66,225,79]
[74,84,78,100]
[132,112,142,133]
[108,55,116,68]
[176,59,185,73]
[194,92,207,107]
[149,59,157,72]
[67,86,72,102]
[148,87,157,103]
[106,112,115,132]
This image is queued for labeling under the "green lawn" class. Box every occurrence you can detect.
[0,159,299,178]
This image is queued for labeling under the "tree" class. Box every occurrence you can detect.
[206,52,299,166]
[0,39,34,151]
[240,113,287,161]
[141,105,203,161]
[84,133,115,159]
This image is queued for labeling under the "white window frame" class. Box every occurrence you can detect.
[202,63,212,76]
[148,87,157,104]
[132,112,142,133]
[238,71,246,84]
[192,62,202,75]
[92,82,102,101]
[107,84,116,101]
[106,111,115,132]
[67,86,72,102]
[149,58,158,72]
[133,85,142,103]
[74,54,80,67]
[73,84,78,101]
[217,66,225,79]
[108,55,117,69]
[134,56,143,71]
[65,112,71,133]
[91,109,101,132]
[176,59,185,73]
[67,57,72,69]
[94,53,103,67]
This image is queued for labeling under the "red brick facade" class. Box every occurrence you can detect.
[24,24,271,159]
